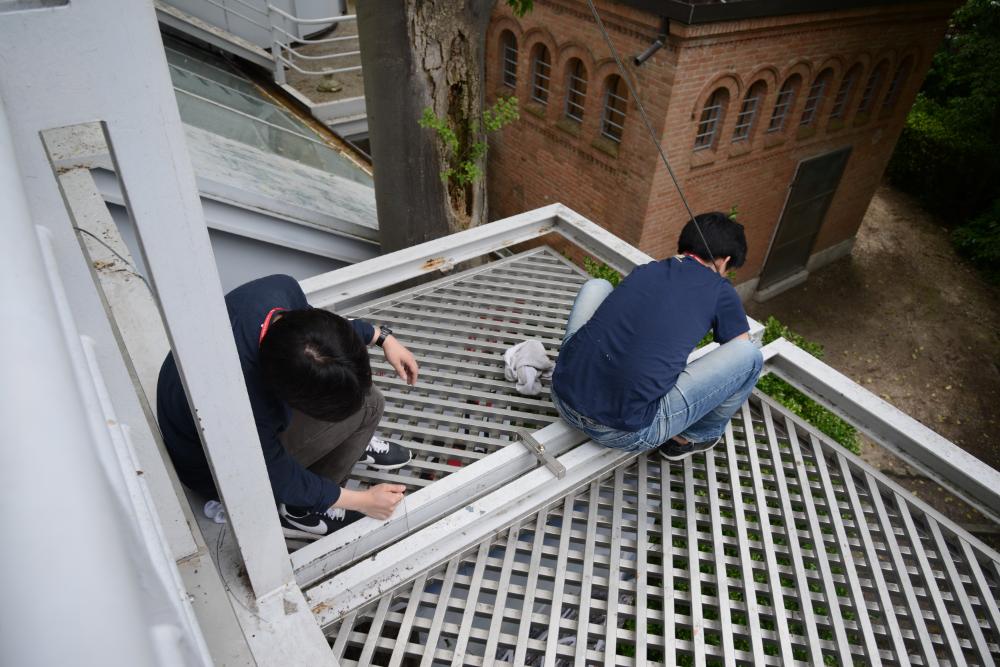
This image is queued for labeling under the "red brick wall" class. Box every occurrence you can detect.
[486,0,958,285]
[486,0,667,247]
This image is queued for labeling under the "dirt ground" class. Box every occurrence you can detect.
[746,184,1000,542]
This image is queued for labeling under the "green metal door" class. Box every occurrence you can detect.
[758,147,851,289]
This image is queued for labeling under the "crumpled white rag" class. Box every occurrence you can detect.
[503,340,554,396]
[204,500,227,525]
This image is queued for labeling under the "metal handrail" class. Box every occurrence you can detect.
[277,47,359,62]
[266,4,360,85]
[272,23,356,46]
[268,3,353,25]
[205,0,268,30]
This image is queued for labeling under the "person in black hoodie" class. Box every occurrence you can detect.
[157,274,418,541]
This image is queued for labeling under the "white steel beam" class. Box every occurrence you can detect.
[0,0,293,601]
[0,97,166,667]
[301,203,765,339]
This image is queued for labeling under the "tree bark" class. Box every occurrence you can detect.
[358,0,495,253]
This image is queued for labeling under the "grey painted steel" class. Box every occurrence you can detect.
[338,248,583,493]
[291,246,746,587]
[320,390,1000,665]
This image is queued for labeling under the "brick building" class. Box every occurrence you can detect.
[485,0,960,298]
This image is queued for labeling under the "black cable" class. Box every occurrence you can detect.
[585,0,716,264]
[73,226,152,291]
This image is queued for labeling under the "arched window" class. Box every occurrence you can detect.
[881,56,913,114]
[732,81,766,142]
[767,75,801,133]
[800,69,833,127]
[694,88,728,151]
[830,65,861,121]
[500,31,517,89]
[530,44,551,104]
[857,61,888,116]
[601,75,628,143]
[564,58,587,123]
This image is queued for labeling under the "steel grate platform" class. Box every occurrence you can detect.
[341,247,585,489]
[323,392,1000,666]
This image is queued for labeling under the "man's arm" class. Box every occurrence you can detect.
[332,485,405,520]
[370,325,419,386]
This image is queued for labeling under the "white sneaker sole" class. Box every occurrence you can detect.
[280,525,323,541]
[659,437,722,462]
[361,453,412,471]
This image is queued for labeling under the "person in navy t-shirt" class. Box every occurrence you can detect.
[157,275,420,541]
[551,213,763,461]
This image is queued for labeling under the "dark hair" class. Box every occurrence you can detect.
[259,309,372,421]
[677,211,748,269]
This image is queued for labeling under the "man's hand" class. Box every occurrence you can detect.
[382,336,419,385]
[335,483,406,520]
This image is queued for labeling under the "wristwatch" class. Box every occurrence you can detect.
[375,325,393,347]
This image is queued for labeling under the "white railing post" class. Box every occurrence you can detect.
[268,4,287,85]
[0,94,165,667]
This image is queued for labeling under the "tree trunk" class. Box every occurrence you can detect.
[357,0,495,253]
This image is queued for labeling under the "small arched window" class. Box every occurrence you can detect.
[601,75,628,143]
[830,65,861,121]
[857,61,889,116]
[767,75,801,133]
[694,88,728,151]
[881,56,913,114]
[800,69,833,127]
[530,44,551,104]
[500,31,517,89]
[732,81,766,142]
[564,58,588,123]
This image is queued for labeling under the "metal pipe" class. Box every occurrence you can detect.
[634,17,669,66]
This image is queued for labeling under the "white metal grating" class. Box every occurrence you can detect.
[342,247,585,489]
[323,392,1000,666]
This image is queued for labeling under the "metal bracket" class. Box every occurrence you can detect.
[515,428,566,479]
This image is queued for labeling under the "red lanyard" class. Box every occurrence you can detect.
[259,307,286,346]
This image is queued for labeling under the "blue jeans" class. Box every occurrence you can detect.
[552,278,764,452]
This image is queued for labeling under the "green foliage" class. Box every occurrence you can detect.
[758,317,860,454]
[888,0,1000,266]
[952,199,1000,283]
[582,257,623,286]
[418,96,519,187]
[505,0,533,17]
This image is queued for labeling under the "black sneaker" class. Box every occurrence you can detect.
[360,436,412,470]
[278,503,363,541]
[658,435,723,462]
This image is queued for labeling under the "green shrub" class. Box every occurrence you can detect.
[887,0,1000,278]
[952,199,1000,283]
[759,317,860,454]
[582,257,622,286]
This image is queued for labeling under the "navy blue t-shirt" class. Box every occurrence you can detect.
[156,274,375,512]
[552,257,749,431]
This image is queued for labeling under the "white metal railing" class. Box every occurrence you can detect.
[267,4,360,85]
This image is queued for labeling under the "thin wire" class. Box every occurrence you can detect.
[585,0,716,264]
[73,226,153,291]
